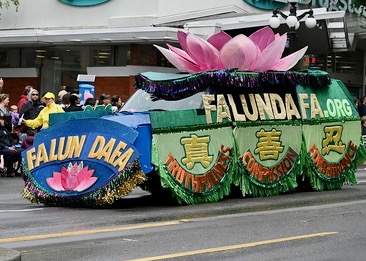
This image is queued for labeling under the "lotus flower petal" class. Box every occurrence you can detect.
[61,164,79,191]
[156,27,308,73]
[46,172,65,191]
[186,33,223,71]
[79,167,94,178]
[207,31,232,51]
[167,44,197,64]
[177,31,189,54]
[154,45,201,73]
[248,45,263,71]
[220,34,259,70]
[270,46,308,71]
[254,33,287,71]
[248,26,275,51]
[47,162,99,192]
[60,166,73,190]
[74,177,98,192]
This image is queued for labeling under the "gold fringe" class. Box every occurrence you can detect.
[95,170,147,206]
[22,187,39,204]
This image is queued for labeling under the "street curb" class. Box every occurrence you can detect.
[0,248,21,261]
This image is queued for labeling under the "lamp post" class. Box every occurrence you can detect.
[269,0,317,54]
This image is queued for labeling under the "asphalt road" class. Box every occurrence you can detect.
[1,170,366,260]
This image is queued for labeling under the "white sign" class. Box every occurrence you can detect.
[77,74,95,82]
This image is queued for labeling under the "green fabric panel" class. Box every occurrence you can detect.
[295,79,359,119]
[150,109,231,131]
[151,127,236,204]
[334,79,359,111]
[234,124,302,167]
[49,110,110,126]
[302,121,362,190]
[153,127,234,174]
[234,124,302,194]
[303,121,361,162]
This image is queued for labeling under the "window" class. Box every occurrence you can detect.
[0,48,20,68]
[122,89,204,112]
[326,51,363,74]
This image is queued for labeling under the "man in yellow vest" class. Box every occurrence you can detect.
[24,92,64,129]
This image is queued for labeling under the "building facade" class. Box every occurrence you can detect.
[0,0,364,102]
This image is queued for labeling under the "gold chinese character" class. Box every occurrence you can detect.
[254,128,284,160]
[321,125,345,155]
[181,134,213,169]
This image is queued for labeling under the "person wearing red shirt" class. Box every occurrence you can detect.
[17,85,33,112]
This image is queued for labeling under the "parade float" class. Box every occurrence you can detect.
[21,27,366,207]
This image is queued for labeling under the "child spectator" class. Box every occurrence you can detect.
[10,105,20,128]
[21,128,36,149]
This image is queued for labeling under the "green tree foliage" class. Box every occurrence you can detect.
[353,0,366,7]
[0,0,19,10]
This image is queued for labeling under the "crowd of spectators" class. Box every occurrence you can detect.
[0,81,125,177]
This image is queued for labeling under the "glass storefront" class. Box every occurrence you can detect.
[0,44,172,91]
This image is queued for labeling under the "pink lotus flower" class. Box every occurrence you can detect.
[46,162,97,192]
[155,26,308,73]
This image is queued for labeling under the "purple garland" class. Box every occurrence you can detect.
[134,69,331,100]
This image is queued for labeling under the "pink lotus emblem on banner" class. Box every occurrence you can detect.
[155,26,308,73]
[46,162,97,192]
